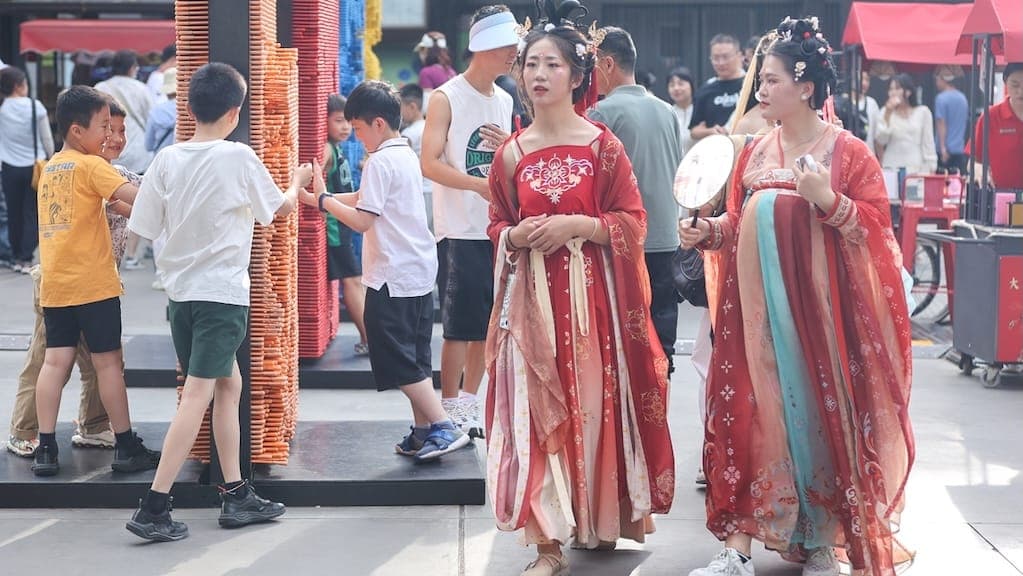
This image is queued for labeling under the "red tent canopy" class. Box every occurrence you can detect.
[956,0,1023,62]
[842,2,977,66]
[20,19,175,54]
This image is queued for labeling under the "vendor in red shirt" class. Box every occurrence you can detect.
[972,63,1023,189]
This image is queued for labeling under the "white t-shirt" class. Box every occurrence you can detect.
[401,118,432,196]
[357,137,437,297]
[432,74,513,241]
[127,140,284,306]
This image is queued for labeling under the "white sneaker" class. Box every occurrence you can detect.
[690,548,755,576]
[460,395,484,439]
[7,436,39,457]
[442,397,468,431]
[122,258,145,271]
[696,468,707,485]
[71,427,115,449]
[803,547,839,576]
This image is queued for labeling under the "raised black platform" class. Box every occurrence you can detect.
[0,420,484,508]
[123,334,442,389]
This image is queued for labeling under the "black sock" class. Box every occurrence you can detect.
[38,432,57,451]
[144,490,170,515]
[221,480,246,493]
[114,429,135,448]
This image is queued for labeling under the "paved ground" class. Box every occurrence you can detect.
[0,264,1020,575]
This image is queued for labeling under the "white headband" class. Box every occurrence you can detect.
[468,11,520,52]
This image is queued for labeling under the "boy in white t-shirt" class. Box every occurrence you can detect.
[299,80,468,463]
[125,62,312,542]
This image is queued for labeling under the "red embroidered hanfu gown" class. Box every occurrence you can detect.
[485,125,675,548]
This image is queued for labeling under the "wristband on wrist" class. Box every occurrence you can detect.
[586,216,599,240]
[318,192,331,213]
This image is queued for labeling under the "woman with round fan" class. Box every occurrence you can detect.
[681,17,914,576]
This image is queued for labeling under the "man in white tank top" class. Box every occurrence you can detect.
[421,5,517,439]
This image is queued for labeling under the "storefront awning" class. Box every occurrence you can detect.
[842,2,978,66]
[20,19,175,54]
[956,0,1023,62]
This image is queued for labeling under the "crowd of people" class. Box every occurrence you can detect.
[2,1,1023,575]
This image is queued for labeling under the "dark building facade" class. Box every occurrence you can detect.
[436,0,972,100]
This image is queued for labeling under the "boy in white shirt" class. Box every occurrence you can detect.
[299,80,468,463]
[125,62,312,542]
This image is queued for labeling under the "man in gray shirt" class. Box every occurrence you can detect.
[590,27,684,372]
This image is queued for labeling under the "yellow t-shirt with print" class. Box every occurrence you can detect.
[37,149,127,307]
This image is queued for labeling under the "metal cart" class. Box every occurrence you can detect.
[922,224,1023,387]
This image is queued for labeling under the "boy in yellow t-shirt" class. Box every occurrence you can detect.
[32,85,160,477]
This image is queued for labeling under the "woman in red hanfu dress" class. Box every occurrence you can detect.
[681,18,914,576]
[484,4,674,575]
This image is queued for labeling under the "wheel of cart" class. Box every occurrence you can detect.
[958,352,975,376]
[980,363,1023,389]
[982,363,1002,388]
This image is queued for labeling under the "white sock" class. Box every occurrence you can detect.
[459,391,477,401]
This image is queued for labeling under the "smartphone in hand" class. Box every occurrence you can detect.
[796,154,818,173]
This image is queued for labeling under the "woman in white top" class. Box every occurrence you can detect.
[0,66,54,272]
[666,68,695,154]
[875,73,937,175]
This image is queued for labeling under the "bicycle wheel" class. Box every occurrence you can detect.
[911,242,939,316]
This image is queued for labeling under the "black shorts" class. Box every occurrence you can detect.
[364,284,433,391]
[43,297,122,353]
[437,238,494,341]
[327,242,362,280]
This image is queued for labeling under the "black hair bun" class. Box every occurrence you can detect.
[778,17,817,43]
[540,0,589,28]
[769,16,837,108]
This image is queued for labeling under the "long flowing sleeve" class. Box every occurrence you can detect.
[592,129,675,514]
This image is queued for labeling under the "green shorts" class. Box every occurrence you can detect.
[168,300,248,379]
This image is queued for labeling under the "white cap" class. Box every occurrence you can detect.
[468,11,519,52]
[414,33,446,52]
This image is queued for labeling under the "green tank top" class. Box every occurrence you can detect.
[326,142,354,247]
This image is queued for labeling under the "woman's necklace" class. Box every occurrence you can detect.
[776,124,828,167]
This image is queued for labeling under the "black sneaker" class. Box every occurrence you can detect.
[126,498,189,542]
[218,481,286,528]
[111,434,161,473]
[31,444,59,477]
